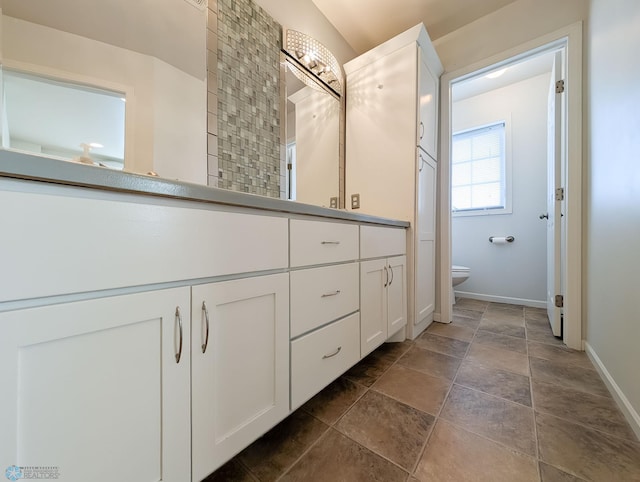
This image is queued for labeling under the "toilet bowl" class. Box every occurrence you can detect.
[451,265,470,304]
[452,265,470,287]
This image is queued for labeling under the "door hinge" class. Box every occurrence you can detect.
[555,187,564,201]
[556,79,565,93]
[555,295,564,308]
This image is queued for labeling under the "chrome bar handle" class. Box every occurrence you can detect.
[175,306,183,364]
[321,290,341,298]
[321,241,341,245]
[419,121,424,140]
[201,301,210,354]
[322,346,342,359]
[384,266,389,287]
[389,265,394,286]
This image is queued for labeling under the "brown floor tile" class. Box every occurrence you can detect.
[532,379,636,441]
[336,390,435,470]
[529,357,610,398]
[237,410,329,481]
[482,310,525,325]
[525,307,549,321]
[453,307,484,320]
[440,385,536,456]
[426,321,475,341]
[415,420,538,482]
[537,412,640,481]
[454,298,488,312]
[375,340,414,361]
[528,341,595,370]
[473,330,527,354]
[526,315,552,330]
[452,314,482,329]
[344,345,399,387]
[455,361,532,406]
[397,346,462,380]
[539,462,587,481]
[302,377,367,425]
[465,343,530,376]
[527,323,564,346]
[281,428,407,482]
[203,459,257,482]
[486,302,525,314]
[372,364,451,415]
[414,332,469,358]
[478,318,526,338]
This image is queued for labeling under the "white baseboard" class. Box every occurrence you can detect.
[454,290,546,309]
[585,342,640,441]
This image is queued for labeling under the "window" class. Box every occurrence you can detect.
[452,122,507,214]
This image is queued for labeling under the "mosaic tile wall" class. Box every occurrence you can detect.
[206,0,219,188]
[214,0,282,197]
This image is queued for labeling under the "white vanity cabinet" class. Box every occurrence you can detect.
[345,24,443,339]
[289,219,361,410]
[360,226,407,357]
[0,288,191,482]
[191,274,289,480]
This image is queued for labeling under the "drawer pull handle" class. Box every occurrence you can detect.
[321,241,341,245]
[322,346,342,359]
[201,301,210,354]
[321,290,341,298]
[389,265,394,286]
[384,266,389,287]
[175,306,183,364]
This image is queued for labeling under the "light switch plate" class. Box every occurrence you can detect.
[351,193,360,209]
[329,197,338,208]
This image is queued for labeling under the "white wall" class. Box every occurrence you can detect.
[433,0,588,71]
[452,73,549,306]
[2,16,207,184]
[586,0,640,433]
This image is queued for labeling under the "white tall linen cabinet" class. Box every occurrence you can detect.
[345,24,443,339]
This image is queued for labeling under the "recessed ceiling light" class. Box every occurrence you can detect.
[486,68,507,79]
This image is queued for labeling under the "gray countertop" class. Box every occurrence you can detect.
[0,150,409,228]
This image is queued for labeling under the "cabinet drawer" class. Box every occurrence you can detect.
[290,219,359,267]
[360,225,406,259]
[290,263,359,337]
[291,313,360,409]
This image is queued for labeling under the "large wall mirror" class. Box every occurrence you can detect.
[0,0,207,183]
[282,30,344,209]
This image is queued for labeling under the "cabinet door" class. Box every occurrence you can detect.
[360,259,388,357]
[387,256,407,336]
[416,155,437,323]
[418,50,439,159]
[0,288,191,482]
[191,274,289,480]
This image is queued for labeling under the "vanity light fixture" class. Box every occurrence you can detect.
[283,29,343,96]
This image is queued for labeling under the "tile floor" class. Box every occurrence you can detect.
[205,299,640,482]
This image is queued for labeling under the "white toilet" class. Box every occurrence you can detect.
[451,265,470,304]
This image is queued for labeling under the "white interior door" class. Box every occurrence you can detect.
[546,51,563,336]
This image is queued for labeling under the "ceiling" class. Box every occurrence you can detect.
[311,0,519,54]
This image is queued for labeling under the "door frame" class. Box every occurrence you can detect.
[437,22,583,350]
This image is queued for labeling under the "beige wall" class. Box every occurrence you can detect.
[586,0,640,433]
[432,0,588,72]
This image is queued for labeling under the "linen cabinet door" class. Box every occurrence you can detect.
[0,288,191,482]
[416,154,437,323]
[191,273,290,481]
[418,50,439,159]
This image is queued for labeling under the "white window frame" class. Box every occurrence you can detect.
[452,119,512,217]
